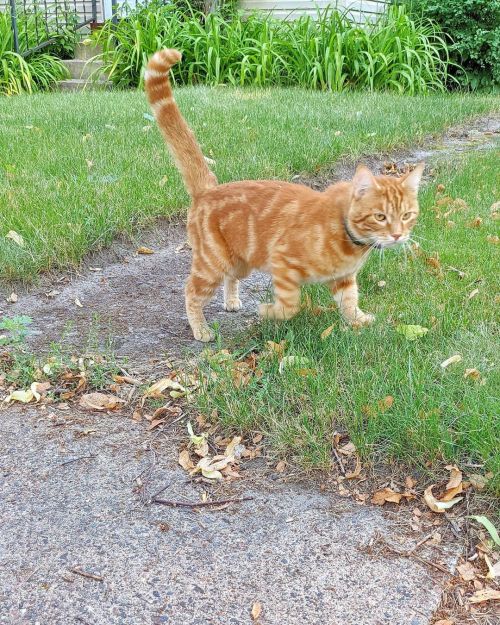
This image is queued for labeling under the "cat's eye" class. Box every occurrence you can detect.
[374,213,386,222]
[402,212,414,221]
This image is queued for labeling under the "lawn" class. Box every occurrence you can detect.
[197,148,500,494]
[0,87,498,280]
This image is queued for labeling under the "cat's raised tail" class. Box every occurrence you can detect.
[145,49,217,197]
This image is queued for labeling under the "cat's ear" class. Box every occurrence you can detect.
[352,165,377,199]
[401,162,425,193]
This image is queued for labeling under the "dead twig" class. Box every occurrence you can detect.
[332,449,346,475]
[70,568,104,582]
[60,455,96,466]
[152,496,254,508]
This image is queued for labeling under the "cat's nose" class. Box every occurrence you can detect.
[392,233,402,240]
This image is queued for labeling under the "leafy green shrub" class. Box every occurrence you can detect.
[0,10,69,95]
[94,3,451,94]
[405,0,500,89]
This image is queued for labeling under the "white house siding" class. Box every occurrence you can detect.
[239,0,389,22]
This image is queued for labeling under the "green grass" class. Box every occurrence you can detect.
[197,148,500,494]
[0,87,498,280]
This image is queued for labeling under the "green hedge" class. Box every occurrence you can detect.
[406,0,500,89]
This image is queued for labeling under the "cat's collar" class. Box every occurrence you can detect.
[343,219,369,247]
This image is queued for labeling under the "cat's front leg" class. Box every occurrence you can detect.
[223,275,242,311]
[329,275,375,326]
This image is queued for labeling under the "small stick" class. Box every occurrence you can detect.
[152,496,253,508]
[407,532,435,554]
[148,484,170,504]
[61,455,96,466]
[70,568,104,582]
[332,449,346,475]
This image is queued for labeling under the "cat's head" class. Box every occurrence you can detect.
[346,163,424,249]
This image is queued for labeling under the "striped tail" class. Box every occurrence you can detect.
[144,49,217,198]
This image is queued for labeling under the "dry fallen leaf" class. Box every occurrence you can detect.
[320,324,335,340]
[378,395,394,412]
[7,292,17,303]
[251,602,262,621]
[464,368,481,381]
[178,449,195,471]
[457,561,476,582]
[469,588,500,604]
[434,620,453,625]
[338,442,356,456]
[345,456,362,479]
[275,460,286,473]
[5,230,24,247]
[468,288,479,300]
[486,235,499,245]
[144,378,186,399]
[468,473,488,490]
[265,340,287,357]
[74,298,83,308]
[423,484,463,513]
[137,246,154,255]
[371,488,406,505]
[446,465,463,490]
[440,354,462,369]
[79,392,124,411]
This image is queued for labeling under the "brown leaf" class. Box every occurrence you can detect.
[137,246,154,255]
[320,324,335,340]
[464,368,481,381]
[469,588,500,604]
[79,392,124,411]
[405,476,417,489]
[446,465,463,490]
[251,602,262,621]
[252,433,263,444]
[338,442,356,456]
[468,473,488,491]
[7,292,18,303]
[434,620,453,625]
[178,450,195,471]
[148,418,165,430]
[345,456,362,480]
[423,484,463,513]
[457,561,476,582]
[468,288,479,300]
[275,460,286,473]
[265,340,287,357]
[378,395,394,411]
[440,354,462,369]
[371,488,403,506]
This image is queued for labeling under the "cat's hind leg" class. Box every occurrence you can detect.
[185,271,222,342]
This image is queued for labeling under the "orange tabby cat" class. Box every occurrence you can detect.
[145,49,424,342]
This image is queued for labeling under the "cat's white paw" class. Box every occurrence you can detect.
[192,324,215,342]
[224,297,242,312]
[351,311,375,327]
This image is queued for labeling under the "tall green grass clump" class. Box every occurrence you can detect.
[95,3,451,94]
[0,9,69,95]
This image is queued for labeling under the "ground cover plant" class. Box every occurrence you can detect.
[0,8,71,95]
[0,87,498,280]
[95,3,452,93]
[197,148,500,495]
